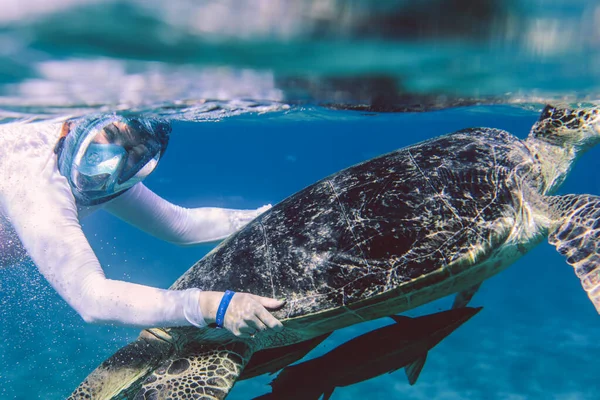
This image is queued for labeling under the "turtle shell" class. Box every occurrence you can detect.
[171,127,540,334]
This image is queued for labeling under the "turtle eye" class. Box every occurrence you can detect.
[539,105,555,120]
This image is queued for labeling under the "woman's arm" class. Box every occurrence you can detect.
[6,178,283,334]
[104,183,271,245]
[3,162,205,328]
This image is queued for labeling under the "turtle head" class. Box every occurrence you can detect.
[526,105,600,194]
[528,105,600,152]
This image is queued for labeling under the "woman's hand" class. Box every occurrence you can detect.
[254,204,272,215]
[199,291,284,338]
[230,204,272,231]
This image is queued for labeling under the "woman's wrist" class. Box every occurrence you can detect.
[197,291,221,325]
[182,288,208,327]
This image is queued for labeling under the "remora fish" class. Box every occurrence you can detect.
[255,306,481,400]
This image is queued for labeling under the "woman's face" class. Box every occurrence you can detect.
[93,121,150,166]
[92,121,159,184]
[93,122,134,146]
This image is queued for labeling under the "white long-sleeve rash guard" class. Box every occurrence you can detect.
[0,121,268,329]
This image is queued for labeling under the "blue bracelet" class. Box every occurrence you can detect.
[216,290,236,328]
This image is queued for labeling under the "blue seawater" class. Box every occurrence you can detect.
[2,106,600,399]
[2,0,600,398]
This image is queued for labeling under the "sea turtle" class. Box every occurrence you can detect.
[70,105,600,399]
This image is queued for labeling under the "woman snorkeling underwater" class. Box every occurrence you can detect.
[0,115,283,337]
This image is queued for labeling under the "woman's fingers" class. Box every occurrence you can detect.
[254,294,286,310]
[220,292,285,337]
[254,305,284,331]
[247,316,267,333]
[237,323,257,338]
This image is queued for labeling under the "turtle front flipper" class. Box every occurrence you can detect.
[134,340,253,400]
[68,332,174,399]
[548,194,600,313]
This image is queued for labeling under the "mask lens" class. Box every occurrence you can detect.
[84,144,123,169]
[115,152,160,191]
[118,138,162,184]
[73,142,127,192]
[73,171,112,192]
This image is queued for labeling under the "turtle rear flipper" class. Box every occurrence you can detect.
[68,334,173,399]
[452,282,482,309]
[70,330,253,400]
[134,340,253,400]
[548,194,600,312]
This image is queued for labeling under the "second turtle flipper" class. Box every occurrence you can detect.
[548,194,600,313]
[68,333,173,400]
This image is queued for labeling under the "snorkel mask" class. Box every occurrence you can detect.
[56,115,171,206]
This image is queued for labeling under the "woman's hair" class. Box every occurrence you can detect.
[98,119,171,151]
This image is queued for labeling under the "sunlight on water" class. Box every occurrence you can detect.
[0,0,598,120]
